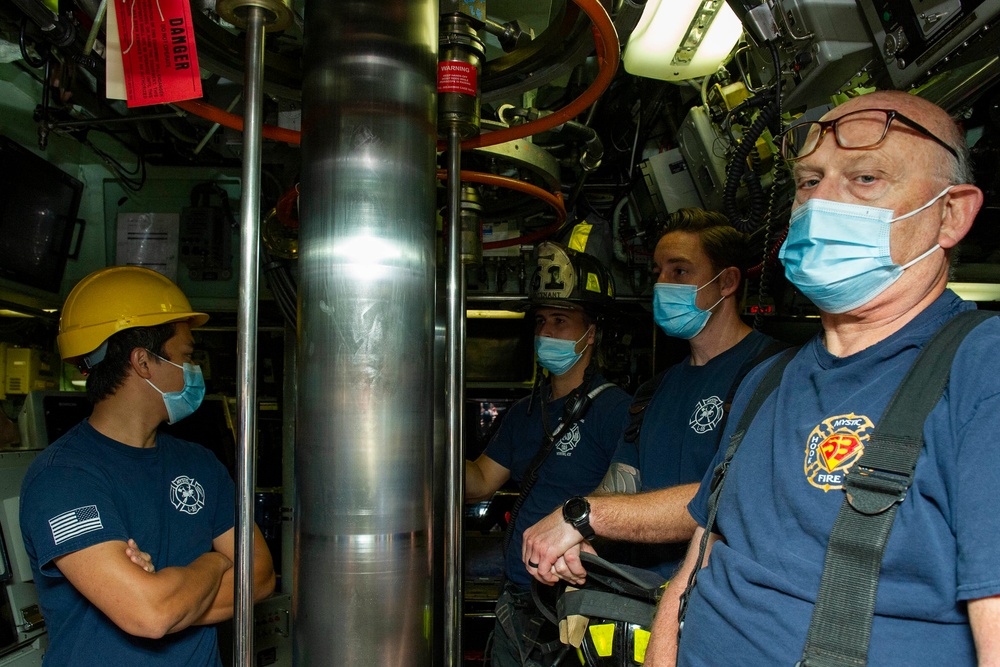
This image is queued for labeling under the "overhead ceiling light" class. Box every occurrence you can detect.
[623,0,744,81]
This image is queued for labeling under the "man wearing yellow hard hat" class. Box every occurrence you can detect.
[18,266,275,666]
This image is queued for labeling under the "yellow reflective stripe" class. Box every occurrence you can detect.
[634,628,651,663]
[589,623,616,657]
[568,222,592,253]
[585,272,601,293]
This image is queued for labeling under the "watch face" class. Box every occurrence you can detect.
[565,497,588,521]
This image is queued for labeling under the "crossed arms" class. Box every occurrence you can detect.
[53,524,275,639]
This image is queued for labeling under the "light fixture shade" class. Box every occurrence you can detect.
[623,0,744,81]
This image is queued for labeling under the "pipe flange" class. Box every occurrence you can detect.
[216,0,293,33]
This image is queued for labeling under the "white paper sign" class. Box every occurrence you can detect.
[116,212,179,281]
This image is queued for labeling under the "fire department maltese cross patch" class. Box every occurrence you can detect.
[170,475,206,515]
[554,422,583,456]
[803,413,873,491]
[689,395,725,434]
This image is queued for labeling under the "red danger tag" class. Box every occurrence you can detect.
[114,0,202,107]
[437,60,477,96]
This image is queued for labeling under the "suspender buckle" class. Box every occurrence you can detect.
[709,459,729,493]
[844,465,910,515]
[676,590,689,639]
[710,428,746,493]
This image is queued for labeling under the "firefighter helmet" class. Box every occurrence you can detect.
[527,241,615,313]
[554,553,666,667]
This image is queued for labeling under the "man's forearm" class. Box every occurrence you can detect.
[465,460,493,503]
[645,526,715,667]
[195,532,276,626]
[590,483,699,543]
[157,551,233,635]
[194,557,275,625]
[523,483,700,584]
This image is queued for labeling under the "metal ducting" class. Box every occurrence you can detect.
[295,1,438,664]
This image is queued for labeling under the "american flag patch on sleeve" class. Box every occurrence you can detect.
[48,505,104,545]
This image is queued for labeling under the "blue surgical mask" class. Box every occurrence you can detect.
[535,326,593,376]
[653,270,725,339]
[779,187,951,314]
[145,353,206,424]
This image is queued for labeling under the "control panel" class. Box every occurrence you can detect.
[253,593,291,667]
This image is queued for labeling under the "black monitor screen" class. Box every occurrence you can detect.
[0,135,83,293]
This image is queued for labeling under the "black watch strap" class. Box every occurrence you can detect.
[563,496,595,541]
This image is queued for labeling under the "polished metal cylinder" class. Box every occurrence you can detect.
[234,6,266,665]
[442,125,466,667]
[297,1,438,664]
[459,185,483,266]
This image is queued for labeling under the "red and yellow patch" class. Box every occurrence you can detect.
[803,413,874,491]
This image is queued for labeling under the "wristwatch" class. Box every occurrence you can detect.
[562,496,595,541]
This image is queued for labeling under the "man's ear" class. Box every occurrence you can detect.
[720,266,741,298]
[938,183,984,249]
[131,347,154,379]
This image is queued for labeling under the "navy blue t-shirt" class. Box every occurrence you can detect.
[485,375,630,590]
[681,291,1000,665]
[611,329,777,576]
[20,420,235,666]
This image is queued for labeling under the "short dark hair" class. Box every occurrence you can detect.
[658,208,749,292]
[86,323,177,403]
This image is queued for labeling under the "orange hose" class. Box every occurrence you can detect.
[458,0,620,150]
[174,0,619,151]
[173,99,302,145]
[437,168,567,234]
[482,219,567,250]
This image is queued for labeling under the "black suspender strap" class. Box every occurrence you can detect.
[501,381,618,555]
[677,347,798,631]
[797,309,996,667]
[723,339,794,411]
[622,371,667,444]
[496,379,618,664]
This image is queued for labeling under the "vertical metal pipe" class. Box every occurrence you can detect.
[298,1,438,664]
[443,125,465,667]
[281,321,296,593]
[235,6,266,665]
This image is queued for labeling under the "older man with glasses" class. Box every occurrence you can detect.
[644,90,998,667]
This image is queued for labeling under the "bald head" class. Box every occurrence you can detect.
[824,91,970,185]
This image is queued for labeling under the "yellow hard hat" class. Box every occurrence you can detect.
[57,266,209,362]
